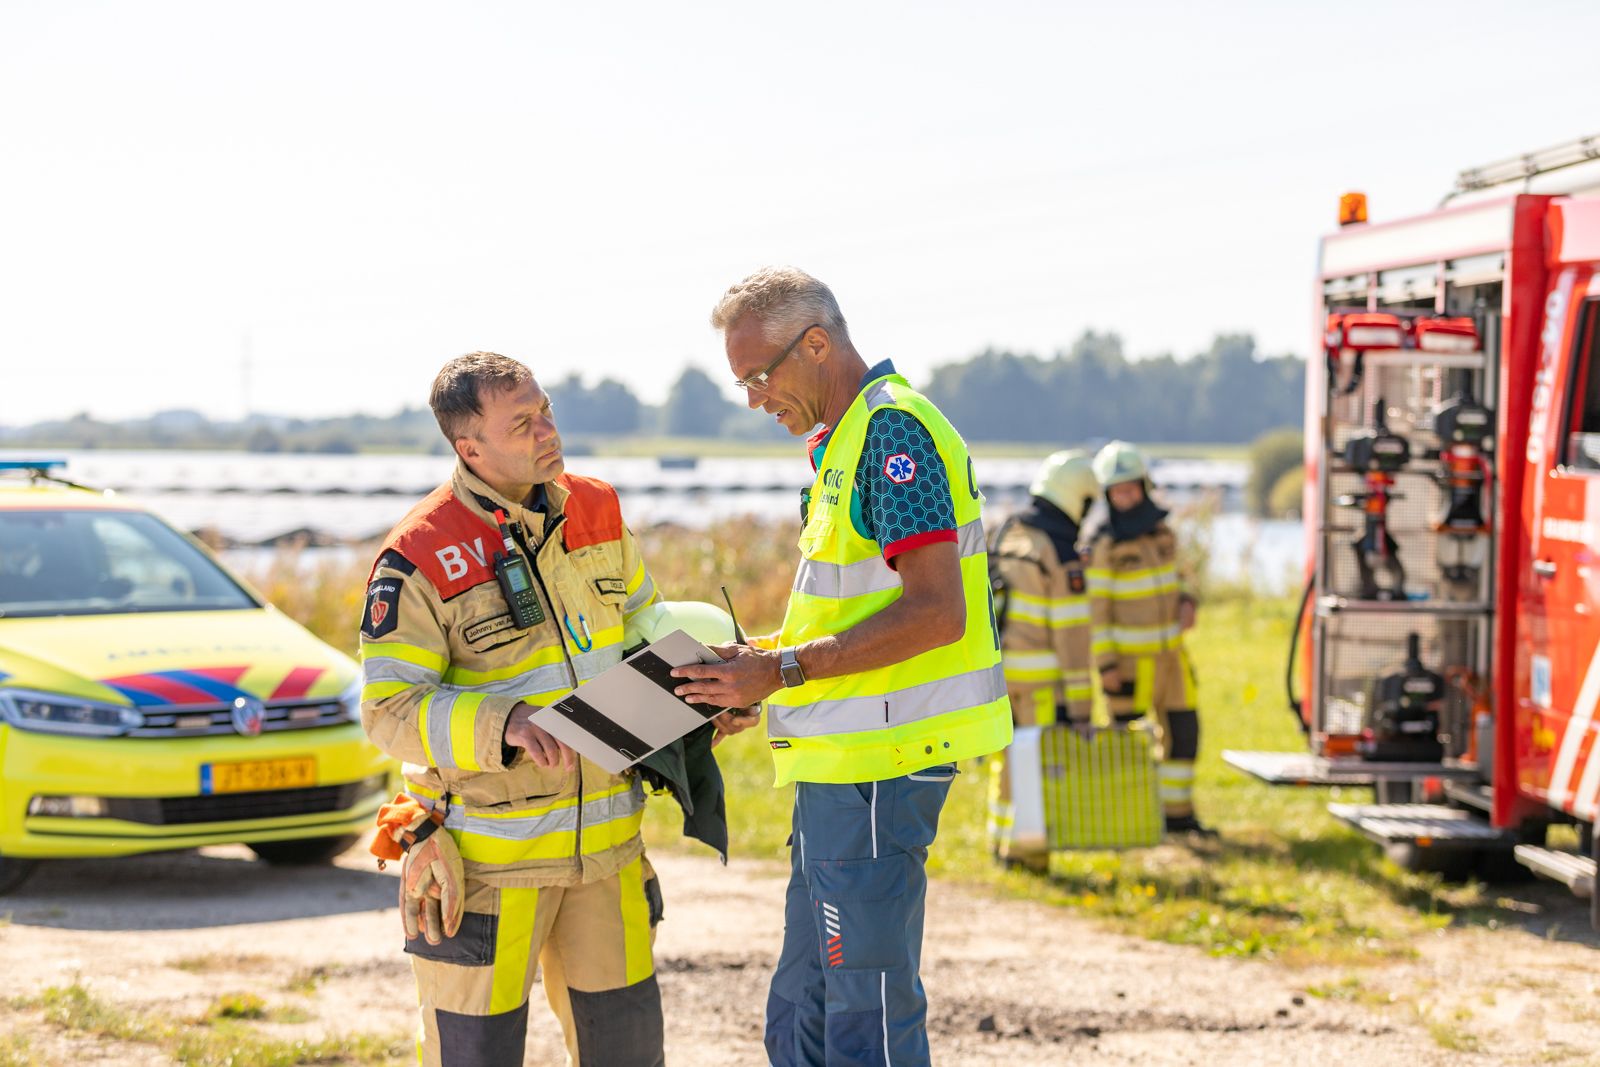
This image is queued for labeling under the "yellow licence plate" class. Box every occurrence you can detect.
[202,757,317,794]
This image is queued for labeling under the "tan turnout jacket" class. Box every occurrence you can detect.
[359,462,660,887]
[1086,523,1185,672]
[995,518,1094,725]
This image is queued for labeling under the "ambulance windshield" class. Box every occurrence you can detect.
[0,509,256,618]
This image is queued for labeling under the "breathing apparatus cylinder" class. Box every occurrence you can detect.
[1358,632,1445,762]
[1338,398,1410,601]
[1430,391,1494,587]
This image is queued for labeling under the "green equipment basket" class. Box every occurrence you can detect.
[1041,725,1163,850]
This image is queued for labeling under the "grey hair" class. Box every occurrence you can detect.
[709,266,850,346]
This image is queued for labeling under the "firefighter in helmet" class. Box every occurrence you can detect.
[987,449,1099,869]
[1086,441,1211,836]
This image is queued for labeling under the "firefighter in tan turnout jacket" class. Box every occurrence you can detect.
[1087,441,1213,836]
[988,450,1099,868]
[360,353,681,1067]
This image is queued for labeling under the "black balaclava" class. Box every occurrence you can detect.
[1022,495,1083,564]
[1105,480,1168,542]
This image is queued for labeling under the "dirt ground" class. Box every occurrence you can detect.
[1,842,1597,1066]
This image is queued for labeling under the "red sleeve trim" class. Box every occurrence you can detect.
[883,528,957,566]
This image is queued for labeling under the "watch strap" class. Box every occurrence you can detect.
[779,646,807,688]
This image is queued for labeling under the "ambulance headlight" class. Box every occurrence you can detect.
[0,689,145,736]
[339,680,362,723]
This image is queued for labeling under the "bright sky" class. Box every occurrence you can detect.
[3,0,1597,423]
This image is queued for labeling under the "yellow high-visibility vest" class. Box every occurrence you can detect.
[767,372,1012,785]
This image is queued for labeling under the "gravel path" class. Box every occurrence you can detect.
[1,843,1596,1065]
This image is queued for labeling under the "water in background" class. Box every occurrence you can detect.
[4,449,1303,593]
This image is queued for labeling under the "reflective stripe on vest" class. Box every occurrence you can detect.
[768,373,1011,785]
[792,517,987,599]
[768,663,1007,738]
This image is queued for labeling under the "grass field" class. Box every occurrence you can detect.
[249,523,1484,970]
[641,595,1490,967]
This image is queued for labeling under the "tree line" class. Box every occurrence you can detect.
[1,331,1304,451]
[552,330,1305,445]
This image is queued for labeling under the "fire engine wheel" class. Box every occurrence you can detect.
[1471,849,1537,884]
[0,854,41,895]
[247,834,360,866]
[1384,841,1473,879]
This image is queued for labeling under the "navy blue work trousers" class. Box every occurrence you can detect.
[764,765,955,1067]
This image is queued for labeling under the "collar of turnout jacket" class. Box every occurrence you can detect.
[358,461,660,885]
[369,464,620,592]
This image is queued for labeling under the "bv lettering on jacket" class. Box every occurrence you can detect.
[435,539,490,582]
[374,486,503,600]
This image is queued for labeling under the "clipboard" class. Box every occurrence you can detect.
[527,630,728,774]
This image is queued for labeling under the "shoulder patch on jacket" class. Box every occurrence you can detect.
[375,485,500,600]
[558,473,623,551]
[362,575,403,639]
[1066,561,1087,595]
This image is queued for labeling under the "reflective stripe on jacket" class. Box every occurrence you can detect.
[359,461,659,885]
[995,519,1094,724]
[767,373,1012,786]
[1086,523,1184,670]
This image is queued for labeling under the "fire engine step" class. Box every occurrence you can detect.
[1328,803,1514,850]
[1442,779,1495,814]
[1513,845,1596,898]
[1223,750,1481,787]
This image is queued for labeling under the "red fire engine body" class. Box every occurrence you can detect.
[1227,136,1600,925]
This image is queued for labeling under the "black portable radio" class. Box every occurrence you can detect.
[493,509,546,629]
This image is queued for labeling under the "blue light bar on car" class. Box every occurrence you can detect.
[0,460,67,472]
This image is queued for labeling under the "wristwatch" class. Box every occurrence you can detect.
[778,647,807,688]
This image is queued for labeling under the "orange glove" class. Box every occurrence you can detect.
[372,794,464,945]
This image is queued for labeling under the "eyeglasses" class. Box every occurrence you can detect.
[732,323,820,392]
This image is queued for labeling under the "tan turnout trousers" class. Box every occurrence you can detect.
[1087,523,1200,822]
[989,516,1094,867]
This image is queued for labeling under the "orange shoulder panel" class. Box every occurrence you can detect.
[372,485,499,598]
[557,473,623,550]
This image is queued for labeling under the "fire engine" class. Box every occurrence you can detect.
[1224,134,1600,928]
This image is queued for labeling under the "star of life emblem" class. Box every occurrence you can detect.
[884,453,917,484]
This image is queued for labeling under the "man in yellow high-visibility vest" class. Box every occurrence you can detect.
[672,267,1011,1067]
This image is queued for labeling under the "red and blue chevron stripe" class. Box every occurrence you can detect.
[101,666,329,707]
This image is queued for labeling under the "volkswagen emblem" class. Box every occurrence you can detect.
[231,697,266,737]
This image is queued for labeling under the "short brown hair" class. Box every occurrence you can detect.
[429,352,532,442]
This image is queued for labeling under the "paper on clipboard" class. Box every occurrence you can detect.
[527,630,727,774]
